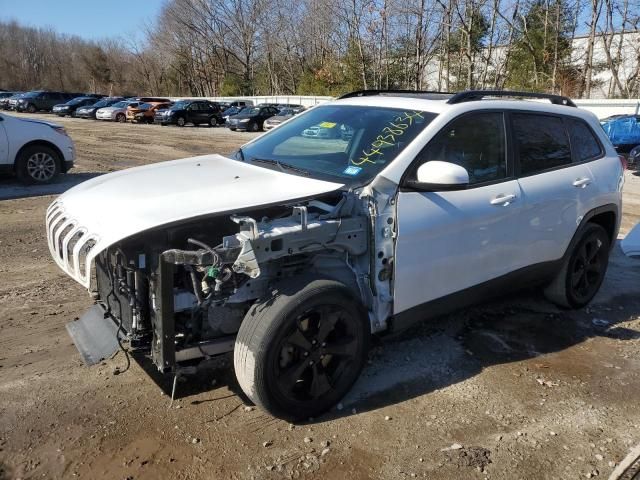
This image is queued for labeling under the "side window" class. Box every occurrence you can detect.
[567,118,603,162]
[416,112,507,184]
[513,113,571,175]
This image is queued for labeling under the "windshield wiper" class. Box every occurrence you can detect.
[251,158,310,176]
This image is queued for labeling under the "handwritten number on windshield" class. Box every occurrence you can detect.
[351,111,424,166]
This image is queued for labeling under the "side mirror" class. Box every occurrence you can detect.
[407,161,470,191]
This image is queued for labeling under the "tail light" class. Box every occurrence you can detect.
[619,155,628,170]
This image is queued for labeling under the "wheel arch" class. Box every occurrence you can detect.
[14,140,64,172]
[580,204,619,250]
[557,204,619,265]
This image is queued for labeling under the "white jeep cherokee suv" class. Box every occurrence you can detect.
[0,111,75,183]
[46,90,623,420]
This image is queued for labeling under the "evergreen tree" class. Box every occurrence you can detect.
[506,0,574,93]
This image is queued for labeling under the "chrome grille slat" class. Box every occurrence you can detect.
[49,215,68,258]
[55,220,75,259]
[46,201,98,289]
[62,227,84,273]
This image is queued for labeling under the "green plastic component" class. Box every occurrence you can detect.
[207,266,220,278]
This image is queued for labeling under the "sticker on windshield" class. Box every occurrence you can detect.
[343,166,362,176]
[319,121,337,128]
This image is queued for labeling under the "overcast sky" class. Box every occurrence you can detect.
[0,0,165,41]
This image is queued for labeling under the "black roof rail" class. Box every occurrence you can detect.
[447,90,576,107]
[338,89,454,100]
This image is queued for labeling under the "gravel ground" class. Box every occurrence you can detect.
[0,112,639,480]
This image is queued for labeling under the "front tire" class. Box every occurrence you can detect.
[26,104,37,113]
[209,116,218,127]
[116,113,126,123]
[176,117,186,127]
[16,145,61,184]
[544,223,610,308]
[234,277,369,421]
[248,121,260,132]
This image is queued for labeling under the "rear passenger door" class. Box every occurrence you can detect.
[513,113,596,264]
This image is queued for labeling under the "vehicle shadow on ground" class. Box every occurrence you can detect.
[0,172,101,201]
[135,245,640,423]
[0,461,9,480]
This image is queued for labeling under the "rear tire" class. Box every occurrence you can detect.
[544,223,610,309]
[16,145,61,184]
[234,276,369,421]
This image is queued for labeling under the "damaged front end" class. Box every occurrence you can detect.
[54,192,379,373]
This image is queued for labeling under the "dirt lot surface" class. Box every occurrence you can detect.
[1,113,640,480]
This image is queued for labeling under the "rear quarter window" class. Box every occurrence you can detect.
[567,118,603,162]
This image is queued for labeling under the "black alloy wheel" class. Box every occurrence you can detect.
[568,229,608,305]
[234,277,369,420]
[273,304,360,403]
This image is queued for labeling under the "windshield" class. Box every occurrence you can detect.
[110,101,128,108]
[23,92,40,98]
[67,97,89,105]
[240,105,437,184]
[242,107,261,115]
[138,103,151,110]
[172,100,190,110]
[92,99,110,108]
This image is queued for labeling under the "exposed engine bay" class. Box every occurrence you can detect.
[90,188,395,372]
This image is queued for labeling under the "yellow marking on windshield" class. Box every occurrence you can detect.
[351,111,424,167]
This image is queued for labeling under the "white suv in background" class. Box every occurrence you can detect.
[0,112,75,184]
[47,90,623,420]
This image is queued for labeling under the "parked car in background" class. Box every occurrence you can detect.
[53,96,103,117]
[600,115,640,165]
[276,103,305,114]
[221,106,242,123]
[227,105,280,131]
[0,92,21,110]
[96,100,141,122]
[0,110,75,183]
[301,123,342,139]
[226,100,253,108]
[263,108,297,130]
[154,100,223,127]
[127,101,173,123]
[76,97,125,119]
[16,91,84,113]
[2,92,25,110]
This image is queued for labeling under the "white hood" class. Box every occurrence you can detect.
[46,154,343,288]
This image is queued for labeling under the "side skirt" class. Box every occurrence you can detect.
[390,260,562,333]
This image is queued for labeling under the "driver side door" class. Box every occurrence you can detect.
[393,111,526,315]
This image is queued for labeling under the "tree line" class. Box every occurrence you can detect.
[1,0,639,98]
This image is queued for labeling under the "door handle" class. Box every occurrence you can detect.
[490,194,517,206]
[573,177,592,188]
